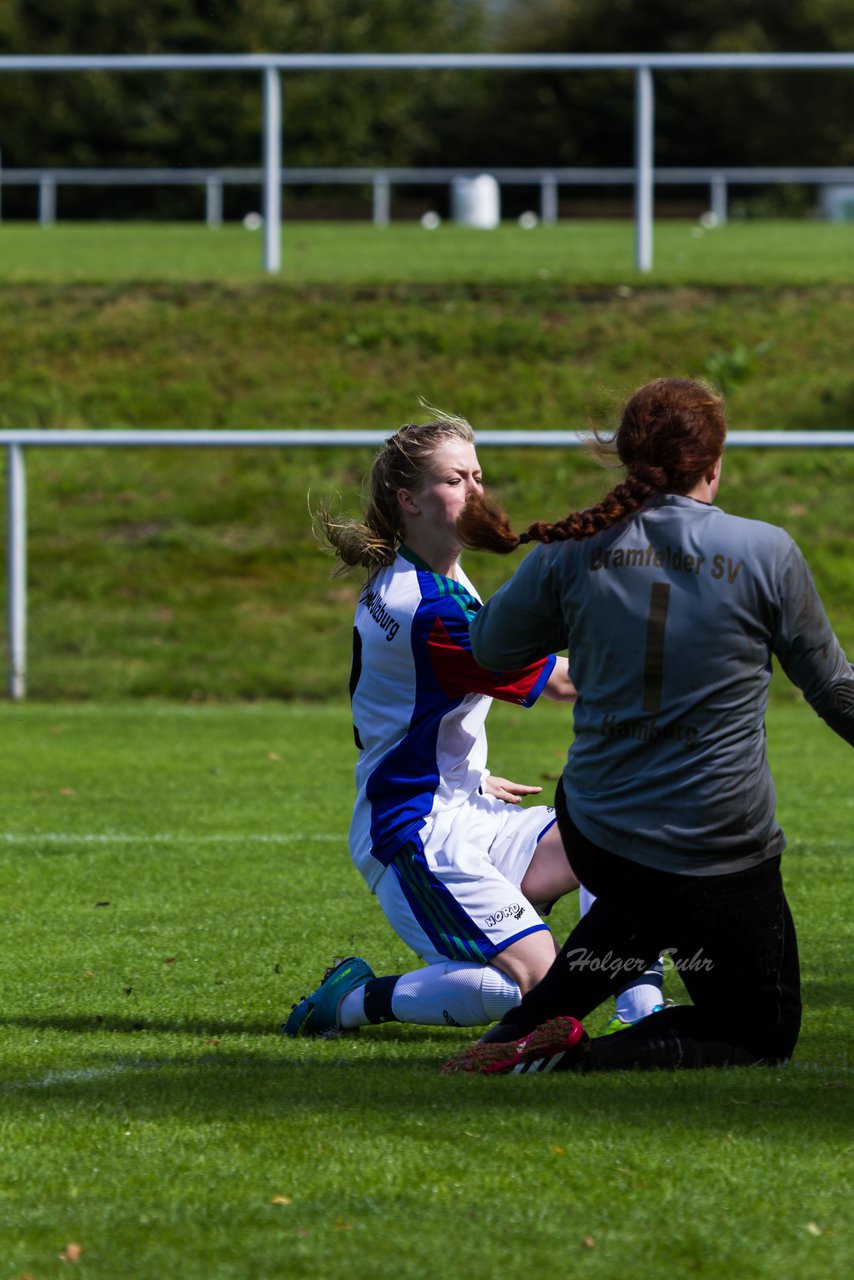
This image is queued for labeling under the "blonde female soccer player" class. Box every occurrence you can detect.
[285,412,586,1036]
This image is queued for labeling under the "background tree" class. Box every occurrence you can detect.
[444,0,854,171]
[2,0,854,218]
[0,0,487,217]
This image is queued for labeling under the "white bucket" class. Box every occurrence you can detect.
[451,174,500,229]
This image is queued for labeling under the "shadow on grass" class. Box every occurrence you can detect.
[1,1029,850,1141]
[2,1012,288,1037]
[0,1012,450,1039]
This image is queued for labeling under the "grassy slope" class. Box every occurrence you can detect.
[0,700,850,1279]
[0,277,852,699]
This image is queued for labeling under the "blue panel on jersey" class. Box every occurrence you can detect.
[365,584,463,861]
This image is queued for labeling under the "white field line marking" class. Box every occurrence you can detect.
[2,1057,209,1092]
[7,1058,852,1094]
[4,1063,153,1091]
[0,832,340,844]
[789,1061,854,1076]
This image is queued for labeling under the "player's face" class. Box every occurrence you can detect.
[412,439,484,537]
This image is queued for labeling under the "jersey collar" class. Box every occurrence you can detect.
[647,494,719,511]
[398,544,436,573]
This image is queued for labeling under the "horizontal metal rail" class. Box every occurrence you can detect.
[2,429,854,448]
[4,428,853,702]
[6,165,854,185]
[6,165,854,230]
[2,53,854,71]
[3,53,854,262]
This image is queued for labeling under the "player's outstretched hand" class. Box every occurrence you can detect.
[484,775,543,804]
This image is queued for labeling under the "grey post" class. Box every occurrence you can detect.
[39,174,56,225]
[263,67,282,272]
[1,52,854,276]
[710,172,728,225]
[2,427,852,701]
[205,175,223,227]
[540,173,558,224]
[6,444,26,700]
[373,172,390,226]
[634,66,654,271]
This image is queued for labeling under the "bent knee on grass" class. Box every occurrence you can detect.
[492,931,559,993]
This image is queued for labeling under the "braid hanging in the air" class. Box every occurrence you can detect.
[456,378,726,554]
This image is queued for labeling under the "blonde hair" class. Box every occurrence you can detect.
[317,410,474,576]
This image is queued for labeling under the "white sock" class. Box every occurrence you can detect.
[338,984,368,1028]
[338,961,521,1028]
[579,885,596,917]
[614,959,665,1023]
[393,961,521,1026]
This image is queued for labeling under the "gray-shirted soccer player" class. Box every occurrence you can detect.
[442,376,853,1077]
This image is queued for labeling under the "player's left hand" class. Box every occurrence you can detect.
[484,775,543,804]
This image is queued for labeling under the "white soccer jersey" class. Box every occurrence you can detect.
[348,546,555,891]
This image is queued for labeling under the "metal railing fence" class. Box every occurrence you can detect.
[2,52,854,271]
[3,427,854,700]
[4,165,854,228]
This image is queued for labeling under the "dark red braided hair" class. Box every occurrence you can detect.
[457,378,726,553]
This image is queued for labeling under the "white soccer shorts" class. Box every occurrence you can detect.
[374,790,556,966]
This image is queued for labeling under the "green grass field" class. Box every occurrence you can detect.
[2,219,854,285]
[0,221,851,1277]
[0,699,851,1280]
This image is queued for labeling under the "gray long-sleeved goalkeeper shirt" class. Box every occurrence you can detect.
[470,495,854,875]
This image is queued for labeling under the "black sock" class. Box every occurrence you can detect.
[362,975,401,1025]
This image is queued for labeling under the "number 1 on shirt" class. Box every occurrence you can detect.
[643,582,671,714]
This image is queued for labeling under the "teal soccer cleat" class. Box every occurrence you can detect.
[283,956,375,1037]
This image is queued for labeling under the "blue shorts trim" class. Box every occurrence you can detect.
[493,922,551,955]
[536,814,558,844]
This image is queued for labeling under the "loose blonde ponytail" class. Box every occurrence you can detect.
[317,412,475,576]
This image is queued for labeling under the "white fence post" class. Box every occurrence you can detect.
[540,173,558,224]
[373,173,390,226]
[6,444,26,700]
[263,66,282,273]
[634,66,654,272]
[710,172,728,225]
[205,174,223,227]
[39,174,56,225]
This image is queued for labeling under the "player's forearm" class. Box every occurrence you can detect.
[775,546,854,739]
[813,671,854,747]
[542,655,578,702]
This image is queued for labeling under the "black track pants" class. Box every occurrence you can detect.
[505,786,802,1070]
